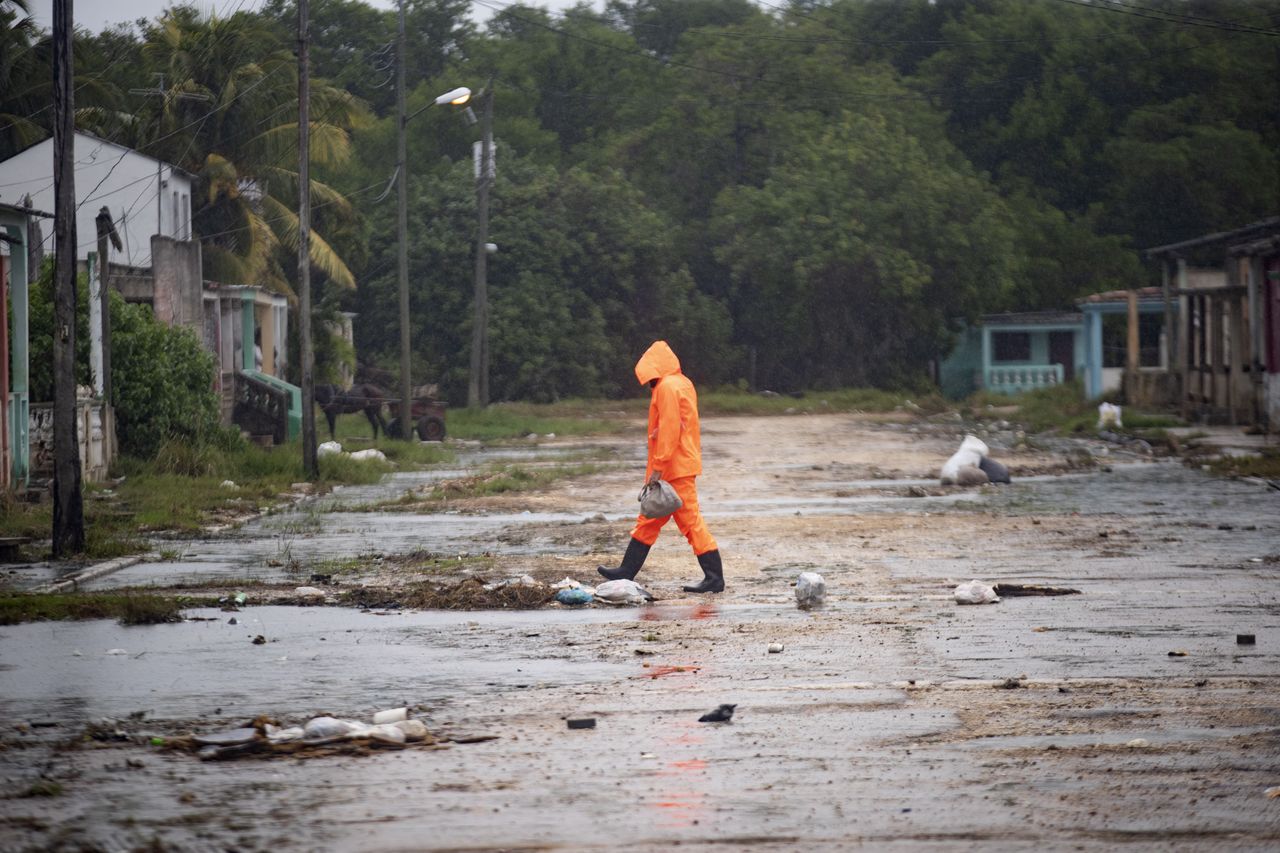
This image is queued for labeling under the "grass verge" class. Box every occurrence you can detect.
[0,592,185,626]
[1206,448,1280,479]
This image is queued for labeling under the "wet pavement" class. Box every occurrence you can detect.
[1,416,1278,851]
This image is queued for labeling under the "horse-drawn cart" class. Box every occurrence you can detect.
[387,396,447,442]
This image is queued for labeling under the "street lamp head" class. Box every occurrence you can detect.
[435,87,472,106]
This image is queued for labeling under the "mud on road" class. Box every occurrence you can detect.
[2,413,1278,851]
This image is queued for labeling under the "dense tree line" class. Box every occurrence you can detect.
[3,0,1277,401]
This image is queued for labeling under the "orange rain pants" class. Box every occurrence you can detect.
[629,475,718,556]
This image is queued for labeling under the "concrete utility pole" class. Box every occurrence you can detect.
[298,0,318,477]
[468,84,493,409]
[51,0,84,555]
[395,0,413,438]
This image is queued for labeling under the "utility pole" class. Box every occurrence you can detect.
[51,0,84,555]
[396,0,413,438]
[468,83,493,409]
[299,0,317,477]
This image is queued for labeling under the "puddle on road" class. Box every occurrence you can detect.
[0,602,848,723]
[0,606,639,723]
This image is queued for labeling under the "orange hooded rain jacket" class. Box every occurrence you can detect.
[635,341,701,481]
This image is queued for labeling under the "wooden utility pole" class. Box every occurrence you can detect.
[51,0,84,555]
[468,84,493,409]
[396,0,413,438]
[299,0,317,477]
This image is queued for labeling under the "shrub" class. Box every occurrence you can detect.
[109,292,221,458]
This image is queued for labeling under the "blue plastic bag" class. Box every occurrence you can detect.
[555,587,593,606]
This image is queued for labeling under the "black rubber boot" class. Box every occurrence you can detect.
[597,537,651,581]
[683,549,725,593]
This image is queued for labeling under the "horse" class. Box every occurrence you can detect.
[315,383,389,440]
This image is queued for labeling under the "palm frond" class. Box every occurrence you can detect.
[261,195,356,290]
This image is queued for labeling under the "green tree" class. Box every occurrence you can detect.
[124,6,370,296]
[109,292,221,458]
[712,108,1018,389]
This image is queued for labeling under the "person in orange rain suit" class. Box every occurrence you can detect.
[597,340,724,593]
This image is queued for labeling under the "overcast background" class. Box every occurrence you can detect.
[26,0,601,34]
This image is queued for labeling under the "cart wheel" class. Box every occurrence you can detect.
[418,416,446,442]
[386,417,404,439]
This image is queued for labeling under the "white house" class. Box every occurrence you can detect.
[0,131,193,267]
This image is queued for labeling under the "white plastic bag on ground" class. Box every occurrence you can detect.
[367,724,407,745]
[795,572,826,609]
[954,579,1000,605]
[317,441,343,457]
[940,435,990,485]
[393,719,430,741]
[303,716,359,742]
[594,579,653,605]
[1097,402,1123,429]
[264,724,305,744]
[372,707,407,725]
[350,448,388,463]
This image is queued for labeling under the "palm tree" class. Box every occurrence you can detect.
[130,6,369,296]
[0,1,45,161]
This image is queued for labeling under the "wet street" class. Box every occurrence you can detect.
[1,413,1278,851]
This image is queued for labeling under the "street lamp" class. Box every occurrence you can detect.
[393,46,470,438]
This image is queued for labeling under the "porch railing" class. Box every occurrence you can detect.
[986,364,1063,395]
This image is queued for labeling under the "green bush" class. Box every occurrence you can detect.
[109,292,221,458]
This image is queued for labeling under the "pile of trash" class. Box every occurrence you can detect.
[175,708,433,761]
[552,577,654,606]
[398,577,553,610]
[317,441,389,464]
[939,435,1011,486]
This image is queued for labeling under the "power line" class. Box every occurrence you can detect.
[1046,0,1280,37]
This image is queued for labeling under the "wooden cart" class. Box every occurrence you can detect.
[386,397,447,442]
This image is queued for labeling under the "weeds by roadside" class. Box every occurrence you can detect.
[1206,448,1280,480]
[0,592,185,626]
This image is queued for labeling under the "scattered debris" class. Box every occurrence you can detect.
[566,718,596,730]
[978,456,1011,484]
[637,664,700,679]
[251,635,266,645]
[177,709,438,761]
[555,587,594,606]
[940,435,988,485]
[293,586,326,599]
[360,578,555,610]
[1237,634,1257,645]
[698,704,736,723]
[1265,786,1280,799]
[1098,402,1123,429]
[372,707,407,725]
[1126,738,1150,748]
[795,572,826,609]
[767,642,784,654]
[350,448,388,463]
[954,580,1000,605]
[906,485,929,497]
[317,441,343,457]
[998,678,1022,690]
[594,579,653,606]
[1168,650,1188,657]
[993,583,1081,597]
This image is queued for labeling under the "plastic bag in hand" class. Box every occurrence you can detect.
[639,479,683,518]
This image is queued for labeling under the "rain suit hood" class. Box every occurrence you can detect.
[635,340,701,481]
[635,340,681,386]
